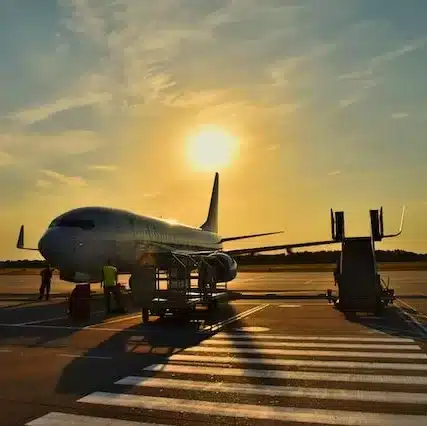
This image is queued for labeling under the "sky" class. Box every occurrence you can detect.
[1,0,427,260]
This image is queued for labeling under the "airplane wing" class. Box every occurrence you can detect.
[148,239,338,259]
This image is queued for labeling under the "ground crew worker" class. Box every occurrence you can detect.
[39,266,53,300]
[101,259,121,314]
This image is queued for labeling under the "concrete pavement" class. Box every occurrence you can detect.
[0,272,426,425]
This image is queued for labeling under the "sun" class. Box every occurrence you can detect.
[186,125,238,171]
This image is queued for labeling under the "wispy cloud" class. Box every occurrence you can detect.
[0,151,15,167]
[41,169,87,187]
[327,170,341,176]
[391,112,409,119]
[339,97,361,108]
[88,164,117,172]
[266,144,279,151]
[142,192,160,198]
[9,92,112,125]
[35,179,52,189]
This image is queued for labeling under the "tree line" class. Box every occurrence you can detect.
[1,249,426,269]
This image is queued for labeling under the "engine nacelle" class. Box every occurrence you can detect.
[206,252,237,283]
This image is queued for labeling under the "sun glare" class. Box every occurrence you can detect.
[187,125,238,171]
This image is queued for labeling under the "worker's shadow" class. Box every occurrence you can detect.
[54,300,273,405]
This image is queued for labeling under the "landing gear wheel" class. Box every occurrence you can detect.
[142,308,150,323]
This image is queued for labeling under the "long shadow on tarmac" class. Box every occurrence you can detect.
[340,304,425,338]
[53,300,270,400]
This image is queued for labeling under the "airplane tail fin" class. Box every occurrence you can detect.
[200,172,219,233]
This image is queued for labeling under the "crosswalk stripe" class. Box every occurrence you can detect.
[169,353,427,371]
[116,376,427,404]
[212,334,416,342]
[200,340,421,350]
[184,345,427,359]
[25,411,169,425]
[143,363,427,385]
[78,392,427,425]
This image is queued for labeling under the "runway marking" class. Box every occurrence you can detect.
[143,363,427,385]
[85,313,141,327]
[200,339,421,350]
[14,310,105,326]
[170,353,427,371]
[279,304,301,308]
[201,303,270,332]
[79,392,427,425]
[183,346,427,359]
[25,411,167,425]
[396,299,427,331]
[0,349,11,353]
[58,353,113,360]
[117,376,427,404]
[233,326,270,332]
[212,333,416,342]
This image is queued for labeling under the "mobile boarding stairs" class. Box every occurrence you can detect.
[326,206,405,315]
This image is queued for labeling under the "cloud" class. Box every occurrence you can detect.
[391,112,409,119]
[88,164,117,171]
[327,170,341,176]
[339,97,361,108]
[41,169,87,187]
[9,92,113,125]
[35,179,52,189]
[0,151,15,167]
[143,192,160,198]
[3,130,101,160]
[266,144,279,151]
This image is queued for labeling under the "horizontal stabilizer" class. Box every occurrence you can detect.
[16,225,39,251]
[220,231,283,243]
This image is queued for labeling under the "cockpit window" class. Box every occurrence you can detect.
[50,218,95,230]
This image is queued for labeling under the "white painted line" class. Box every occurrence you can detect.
[169,354,427,371]
[78,392,427,425]
[143,363,427,385]
[184,345,427,359]
[212,334,415,342]
[58,353,113,360]
[86,313,142,327]
[26,411,169,425]
[200,340,421,350]
[279,304,301,308]
[116,376,427,405]
[18,315,69,326]
[233,327,270,332]
[203,303,270,332]
[0,323,157,333]
[0,349,11,353]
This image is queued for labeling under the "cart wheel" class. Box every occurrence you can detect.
[142,308,150,323]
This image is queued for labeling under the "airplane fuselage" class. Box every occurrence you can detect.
[38,207,223,282]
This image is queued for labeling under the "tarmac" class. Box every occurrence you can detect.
[0,271,427,425]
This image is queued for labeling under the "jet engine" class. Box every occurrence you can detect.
[205,252,237,283]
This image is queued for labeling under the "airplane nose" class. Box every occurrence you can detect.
[38,228,78,268]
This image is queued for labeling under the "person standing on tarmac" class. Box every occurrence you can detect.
[39,266,53,300]
[101,259,121,314]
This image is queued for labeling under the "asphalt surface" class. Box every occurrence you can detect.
[0,271,426,425]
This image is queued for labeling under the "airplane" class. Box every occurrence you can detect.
[16,172,338,284]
